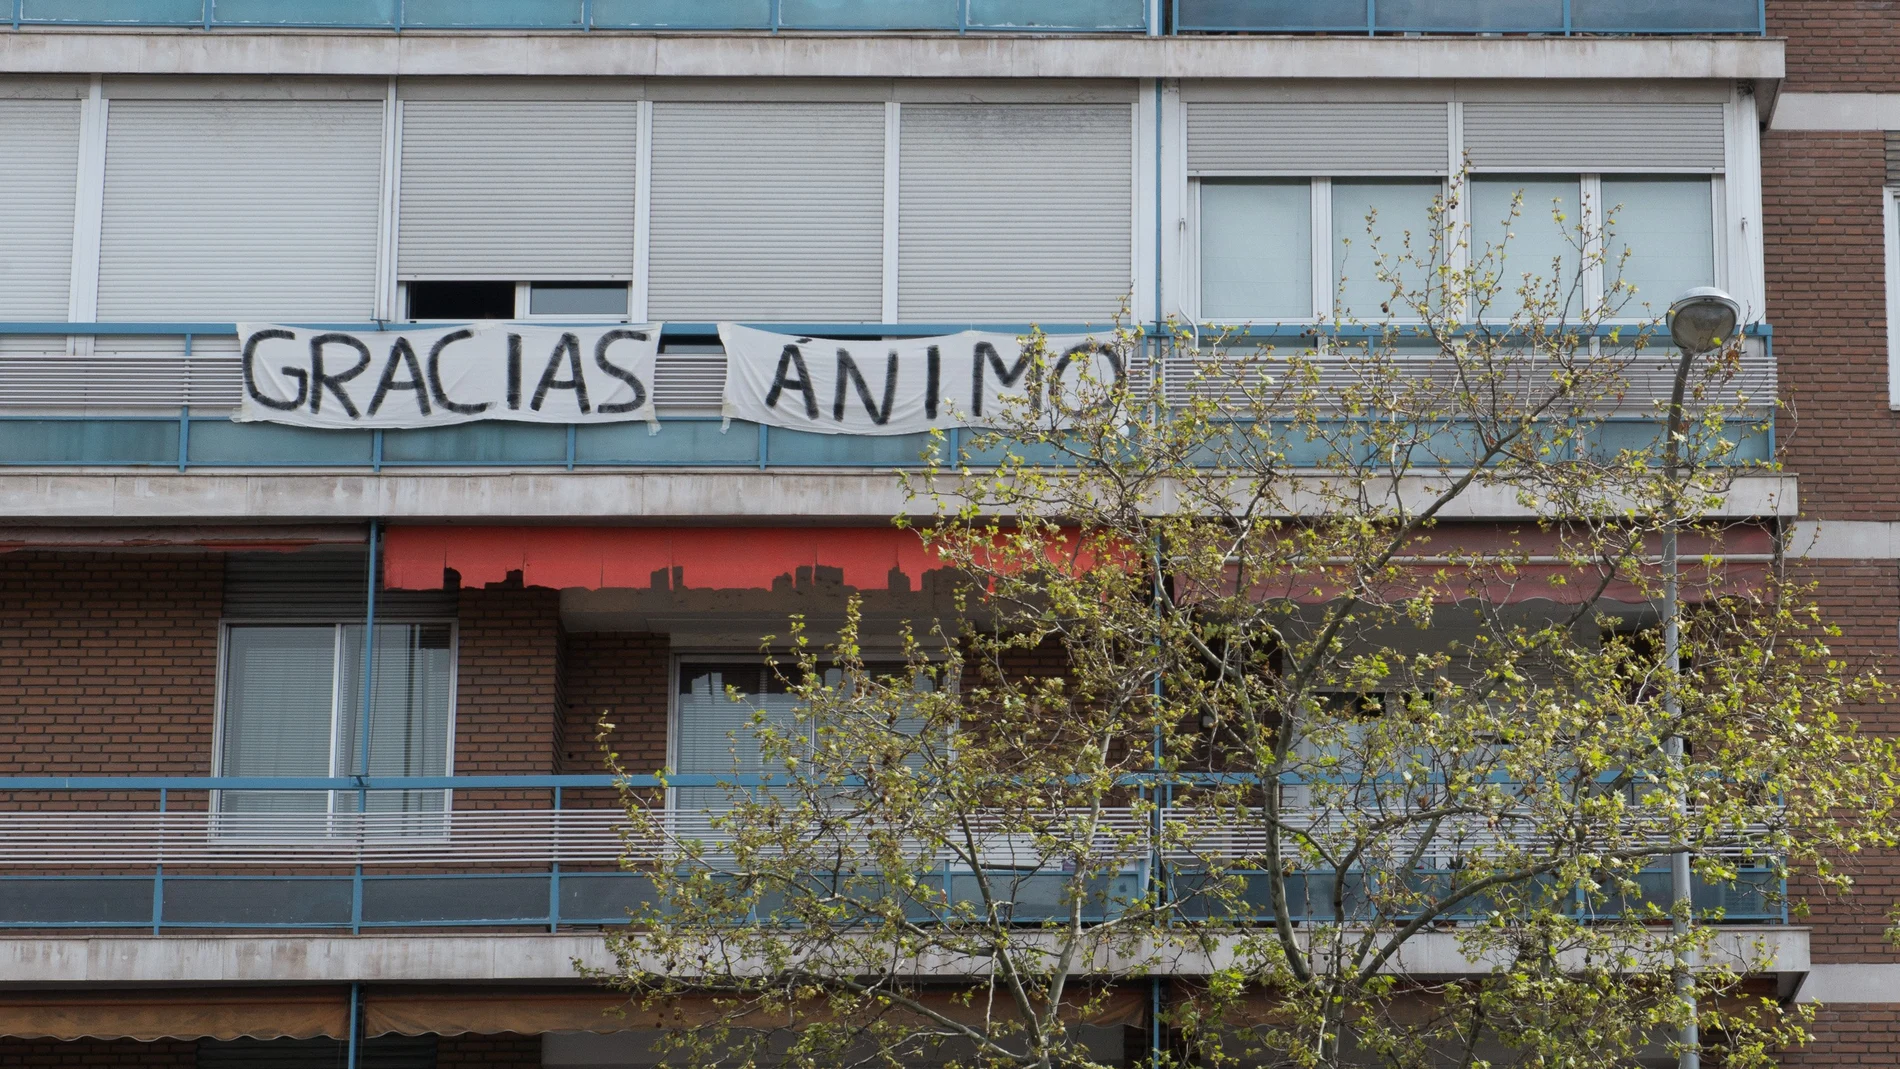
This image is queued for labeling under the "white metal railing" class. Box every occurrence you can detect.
[0,806,1772,868]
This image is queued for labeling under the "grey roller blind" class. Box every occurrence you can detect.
[647,102,885,321]
[398,99,638,279]
[1187,102,1449,175]
[898,104,1132,322]
[0,99,80,319]
[1464,102,1726,172]
[97,100,383,321]
[1887,133,1900,185]
[224,550,457,621]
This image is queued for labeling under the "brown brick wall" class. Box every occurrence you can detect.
[1784,1004,1900,1066]
[561,632,670,776]
[1792,562,1900,963]
[1771,0,1900,93]
[1764,130,1899,520]
[0,551,221,777]
[453,586,564,777]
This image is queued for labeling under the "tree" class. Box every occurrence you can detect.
[597,177,1900,1069]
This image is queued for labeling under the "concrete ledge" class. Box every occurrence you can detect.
[0,927,1808,985]
[0,471,1800,523]
[0,32,1786,81]
[1770,92,1900,131]
[1787,520,1900,559]
[1798,962,1900,1004]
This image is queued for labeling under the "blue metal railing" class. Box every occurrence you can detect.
[8,0,1150,32]
[0,321,1777,473]
[0,774,1789,932]
[4,0,1765,34]
[1171,0,1766,35]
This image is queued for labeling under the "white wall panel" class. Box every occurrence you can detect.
[96,100,382,320]
[0,99,81,320]
[1464,102,1726,172]
[1187,102,1449,175]
[647,102,885,321]
[398,99,638,279]
[899,103,1133,322]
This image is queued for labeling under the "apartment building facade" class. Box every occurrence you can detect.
[2,0,1889,1065]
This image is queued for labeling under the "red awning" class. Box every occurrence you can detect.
[383,526,947,592]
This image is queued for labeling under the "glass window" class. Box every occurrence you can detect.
[529,282,631,317]
[1471,176,1583,312]
[673,661,935,813]
[1602,177,1716,319]
[1200,180,1312,322]
[407,280,515,320]
[1332,179,1443,321]
[218,623,455,822]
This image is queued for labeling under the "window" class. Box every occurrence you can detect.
[1471,176,1583,304]
[1199,180,1311,322]
[1196,177,1446,323]
[1331,179,1443,321]
[405,280,631,320]
[672,660,934,813]
[1196,174,1723,326]
[217,622,455,820]
[1602,177,1716,318]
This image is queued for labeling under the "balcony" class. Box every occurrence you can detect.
[0,775,1788,932]
[4,0,1766,34]
[0,322,1776,473]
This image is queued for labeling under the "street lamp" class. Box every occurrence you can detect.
[1661,286,1741,1069]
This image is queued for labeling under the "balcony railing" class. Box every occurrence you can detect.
[0,322,1777,472]
[4,0,1766,34]
[0,775,1787,932]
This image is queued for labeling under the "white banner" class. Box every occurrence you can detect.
[236,323,661,429]
[718,324,1127,436]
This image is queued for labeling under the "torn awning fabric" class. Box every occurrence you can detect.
[382,526,947,593]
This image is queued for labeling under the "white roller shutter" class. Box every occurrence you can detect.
[898,104,1132,323]
[647,102,885,321]
[1463,103,1726,172]
[0,99,80,320]
[398,99,638,279]
[96,100,382,321]
[1187,102,1449,175]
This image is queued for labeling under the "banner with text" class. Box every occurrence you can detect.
[718,324,1127,436]
[236,323,661,429]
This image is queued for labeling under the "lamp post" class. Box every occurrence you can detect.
[1661,286,1741,1069]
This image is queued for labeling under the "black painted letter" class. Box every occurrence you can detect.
[242,329,304,411]
[833,348,898,425]
[593,329,650,415]
[531,333,590,413]
[764,345,819,420]
[425,329,487,415]
[368,338,431,417]
[308,333,372,418]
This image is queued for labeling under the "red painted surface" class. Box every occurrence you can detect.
[383,525,945,592]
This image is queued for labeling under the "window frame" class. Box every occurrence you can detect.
[211,618,460,820]
[397,279,635,323]
[1189,173,1728,330]
[1886,185,1900,410]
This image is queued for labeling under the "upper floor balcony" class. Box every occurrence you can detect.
[5,0,1768,35]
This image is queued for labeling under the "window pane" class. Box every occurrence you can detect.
[675,664,803,812]
[1603,177,1716,319]
[339,623,455,817]
[1332,179,1442,321]
[220,626,338,816]
[1200,181,1311,322]
[1471,177,1582,314]
[529,282,630,316]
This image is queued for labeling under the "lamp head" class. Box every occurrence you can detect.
[1668,287,1741,355]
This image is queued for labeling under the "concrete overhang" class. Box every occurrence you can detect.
[0,31,1786,82]
[0,928,1809,991]
[0,471,1798,525]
